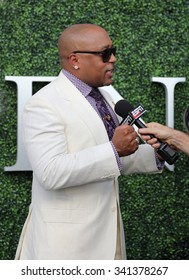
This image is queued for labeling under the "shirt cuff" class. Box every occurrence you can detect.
[110,141,123,171]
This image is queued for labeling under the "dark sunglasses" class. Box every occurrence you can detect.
[72,46,116,63]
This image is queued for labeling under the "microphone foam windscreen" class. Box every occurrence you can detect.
[114,99,134,118]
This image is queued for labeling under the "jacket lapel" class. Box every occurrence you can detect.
[99,86,123,123]
[55,71,109,144]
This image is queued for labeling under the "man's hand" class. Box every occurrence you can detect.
[112,125,139,157]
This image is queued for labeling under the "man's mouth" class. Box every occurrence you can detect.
[106,68,114,77]
[107,68,114,73]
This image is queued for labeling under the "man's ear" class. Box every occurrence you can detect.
[68,53,80,70]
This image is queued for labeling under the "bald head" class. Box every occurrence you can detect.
[57,23,115,87]
[58,24,110,68]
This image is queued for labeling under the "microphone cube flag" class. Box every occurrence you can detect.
[130,104,146,120]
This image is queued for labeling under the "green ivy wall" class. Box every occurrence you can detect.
[0,0,189,259]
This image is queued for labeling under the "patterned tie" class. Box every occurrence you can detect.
[90,88,116,140]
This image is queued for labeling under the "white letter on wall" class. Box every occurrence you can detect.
[151,77,186,171]
[4,76,56,171]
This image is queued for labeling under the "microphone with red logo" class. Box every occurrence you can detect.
[114,99,179,165]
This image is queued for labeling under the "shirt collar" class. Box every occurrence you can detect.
[62,69,92,97]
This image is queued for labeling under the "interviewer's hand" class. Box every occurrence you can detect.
[112,125,139,157]
[138,122,174,149]
[138,122,189,156]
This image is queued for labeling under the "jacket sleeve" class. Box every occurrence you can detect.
[121,143,163,175]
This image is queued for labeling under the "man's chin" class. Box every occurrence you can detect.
[103,80,113,86]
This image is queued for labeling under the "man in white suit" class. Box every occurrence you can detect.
[15,23,163,260]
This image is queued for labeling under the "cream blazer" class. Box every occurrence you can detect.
[15,71,161,260]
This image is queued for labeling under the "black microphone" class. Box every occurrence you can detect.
[184,106,189,131]
[115,99,179,165]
